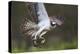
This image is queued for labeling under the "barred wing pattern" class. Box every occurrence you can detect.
[20,18,38,36]
[20,3,38,36]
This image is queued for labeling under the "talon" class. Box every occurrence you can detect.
[41,38,45,44]
[39,37,46,44]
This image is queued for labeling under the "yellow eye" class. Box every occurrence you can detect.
[51,21,56,26]
[52,22,56,25]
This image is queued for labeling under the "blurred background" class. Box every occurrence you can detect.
[10,1,78,53]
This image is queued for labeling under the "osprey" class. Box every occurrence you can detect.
[20,3,64,47]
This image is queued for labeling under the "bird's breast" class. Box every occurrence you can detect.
[38,20,50,28]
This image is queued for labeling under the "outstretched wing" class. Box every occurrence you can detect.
[20,3,39,36]
[26,2,38,23]
[20,18,38,36]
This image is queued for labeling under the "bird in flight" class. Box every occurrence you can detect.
[20,3,64,47]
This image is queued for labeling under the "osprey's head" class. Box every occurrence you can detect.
[50,16,64,28]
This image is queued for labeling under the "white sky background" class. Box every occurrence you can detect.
[0,0,80,54]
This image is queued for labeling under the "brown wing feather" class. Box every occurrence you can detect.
[20,18,38,36]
